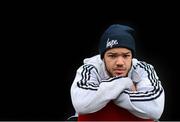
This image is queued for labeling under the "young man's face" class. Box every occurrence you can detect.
[104,47,132,77]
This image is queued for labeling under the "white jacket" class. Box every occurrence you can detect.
[71,55,165,120]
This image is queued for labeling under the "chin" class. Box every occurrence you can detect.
[114,74,125,77]
[114,74,126,77]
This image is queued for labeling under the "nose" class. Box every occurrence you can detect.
[115,56,124,66]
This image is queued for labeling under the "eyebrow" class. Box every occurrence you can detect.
[106,51,131,55]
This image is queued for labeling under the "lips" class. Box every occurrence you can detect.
[113,69,126,76]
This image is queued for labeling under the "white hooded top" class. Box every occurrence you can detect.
[70,55,165,120]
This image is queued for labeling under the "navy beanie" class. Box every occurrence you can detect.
[99,24,136,59]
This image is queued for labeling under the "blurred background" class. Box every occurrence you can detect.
[1,1,179,121]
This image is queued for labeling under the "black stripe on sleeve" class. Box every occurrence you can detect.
[124,61,163,101]
[77,65,99,91]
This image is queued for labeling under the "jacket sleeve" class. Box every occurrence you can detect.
[70,64,133,114]
[114,61,165,120]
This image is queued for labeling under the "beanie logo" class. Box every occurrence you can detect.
[106,38,118,48]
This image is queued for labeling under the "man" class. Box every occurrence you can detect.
[70,24,165,121]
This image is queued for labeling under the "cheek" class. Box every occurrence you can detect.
[105,62,111,70]
[126,61,132,69]
[105,62,115,77]
[104,60,113,70]
[105,60,114,68]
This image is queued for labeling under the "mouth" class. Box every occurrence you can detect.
[113,69,126,76]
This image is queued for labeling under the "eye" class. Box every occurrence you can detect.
[108,54,117,58]
[123,54,130,58]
